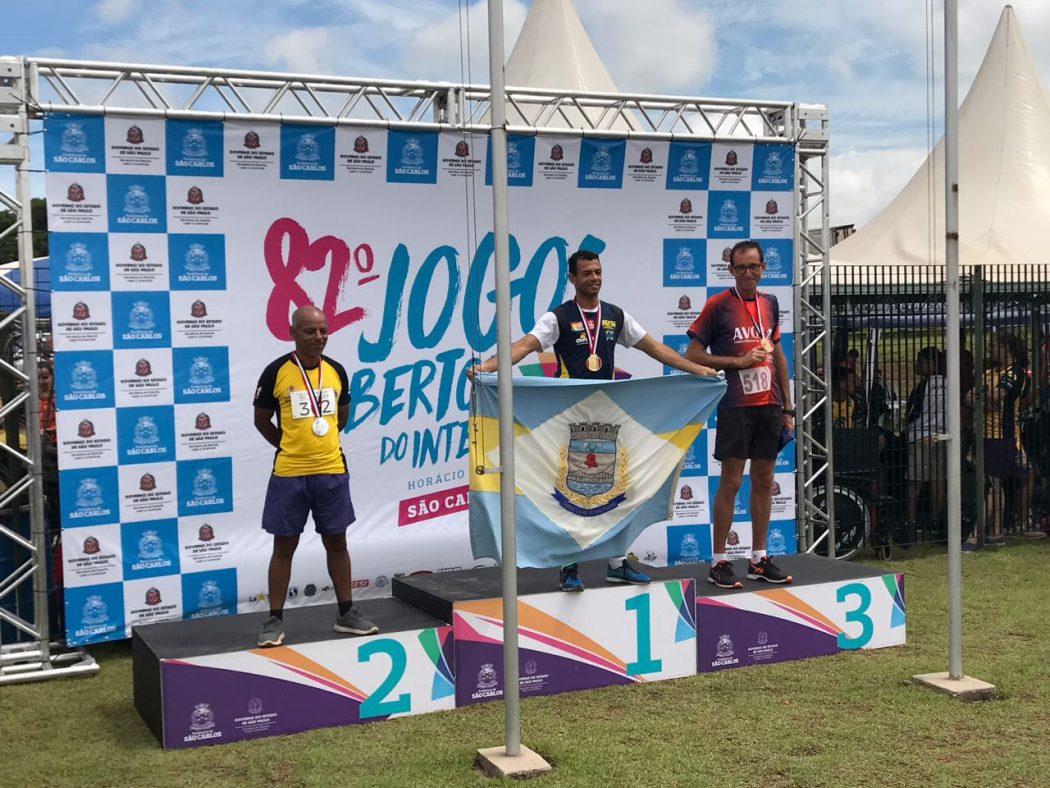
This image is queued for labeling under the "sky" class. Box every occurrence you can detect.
[2,0,1048,228]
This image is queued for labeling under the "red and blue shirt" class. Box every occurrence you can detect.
[688,289,782,409]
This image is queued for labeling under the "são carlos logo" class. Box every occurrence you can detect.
[553,422,628,516]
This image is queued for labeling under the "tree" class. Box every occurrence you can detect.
[0,198,49,263]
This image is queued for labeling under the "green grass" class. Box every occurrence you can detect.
[3,543,1050,788]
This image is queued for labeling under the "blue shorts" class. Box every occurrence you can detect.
[261,473,356,536]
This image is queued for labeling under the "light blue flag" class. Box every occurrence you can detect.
[469,374,726,568]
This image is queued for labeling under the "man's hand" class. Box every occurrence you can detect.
[784,414,795,433]
[465,360,494,381]
[738,348,768,369]
[690,363,720,377]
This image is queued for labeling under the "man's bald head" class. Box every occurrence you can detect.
[291,305,326,331]
[289,305,329,361]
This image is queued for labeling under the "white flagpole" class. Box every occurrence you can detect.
[914,0,996,700]
[475,0,550,777]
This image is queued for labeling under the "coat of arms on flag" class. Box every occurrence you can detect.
[469,374,726,568]
[555,422,627,516]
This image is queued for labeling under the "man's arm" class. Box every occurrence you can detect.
[773,342,795,432]
[633,334,718,376]
[254,406,281,449]
[337,403,349,432]
[685,337,766,371]
[467,334,543,379]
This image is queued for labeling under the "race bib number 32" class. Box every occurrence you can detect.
[290,388,337,419]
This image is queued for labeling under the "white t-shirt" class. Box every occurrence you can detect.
[907,374,947,442]
[528,305,648,350]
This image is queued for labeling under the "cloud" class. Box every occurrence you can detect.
[264,28,333,75]
[575,0,717,92]
[404,0,529,82]
[95,0,134,24]
[830,146,931,228]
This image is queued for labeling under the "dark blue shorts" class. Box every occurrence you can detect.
[261,473,356,536]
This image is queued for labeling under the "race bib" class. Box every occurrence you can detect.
[290,388,337,419]
[739,365,772,396]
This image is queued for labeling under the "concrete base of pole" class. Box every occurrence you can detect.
[912,672,999,701]
[476,745,552,778]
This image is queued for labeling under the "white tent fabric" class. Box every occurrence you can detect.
[503,0,631,129]
[832,5,1050,268]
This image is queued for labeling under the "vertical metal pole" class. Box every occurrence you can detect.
[15,60,49,659]
[821,146,835,559]
[487,0,520,756]
[943,0,963,680]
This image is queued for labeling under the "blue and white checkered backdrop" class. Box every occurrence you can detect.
[43,114,798,645]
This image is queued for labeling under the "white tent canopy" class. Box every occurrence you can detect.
[502,0,631,129]
[832,5,1050,268]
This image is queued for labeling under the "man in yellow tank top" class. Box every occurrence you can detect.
[253,306,377,646]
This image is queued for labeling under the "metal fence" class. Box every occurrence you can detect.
[815,264,1050,559]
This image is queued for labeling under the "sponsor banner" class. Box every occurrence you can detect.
[454,580,696,706]
[65,582,125,645]
[47,173,108,231]
[160,626,455,748]
[56,408,118,469]
[484,134,536,187]
[109,233,169,290]
[697,572,906,672]
[51,291,113,349]
[280,125,336,181]
[50,232,110,291]
[61,523,122,588]
[105,117,166,174]
[44,114,106,173]
[166,120,225,178]
[46,122,800,643]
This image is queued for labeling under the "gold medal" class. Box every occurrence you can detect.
[586,354,603,372]
[759,338,774,353]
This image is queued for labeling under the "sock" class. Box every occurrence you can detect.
[608,555,625,569]
[752,549,767,562]
[338,600,354,616]
[713,553,728,565]
[269,609,283,621]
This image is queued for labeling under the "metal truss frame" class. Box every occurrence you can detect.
[1,56,833,681]
[0,58,99,684]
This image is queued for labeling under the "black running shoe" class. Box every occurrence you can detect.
[746,556,793,584]
[708,560,742,589]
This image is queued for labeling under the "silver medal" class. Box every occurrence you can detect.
[312,418,329,437]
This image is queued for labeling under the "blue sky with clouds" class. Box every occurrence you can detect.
[3,0,1049,225]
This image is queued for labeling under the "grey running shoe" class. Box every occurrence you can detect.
[334,606,379,636]
[257,615,285,647]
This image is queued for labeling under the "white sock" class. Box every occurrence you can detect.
[713,552,728,565]
[609,555,625,569]
[752,549,767,562]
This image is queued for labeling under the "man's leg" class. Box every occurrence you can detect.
[259,474,309,647]
[713,458,746,554]
[321,531,353,605]
[710,458,745,588]
[267,535,300,613]
[748,458,776,551]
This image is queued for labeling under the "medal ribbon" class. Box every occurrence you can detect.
[576,300,602,360]
[732,287,767,346]
[291,353,324,420]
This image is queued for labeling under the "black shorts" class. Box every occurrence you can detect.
[714,405,784,462]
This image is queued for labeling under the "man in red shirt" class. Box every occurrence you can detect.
[686,241,795,588]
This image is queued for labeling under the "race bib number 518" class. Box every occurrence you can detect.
[739,366,772,396]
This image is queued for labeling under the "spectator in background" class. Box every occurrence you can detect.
[971,333,1033,547]
[831,365,865,429]
[38,362,59,537]
[905,347,947,538]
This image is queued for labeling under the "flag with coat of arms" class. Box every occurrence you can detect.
[469,373,726,567]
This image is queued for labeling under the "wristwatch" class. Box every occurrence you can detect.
[782,408,796,416]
